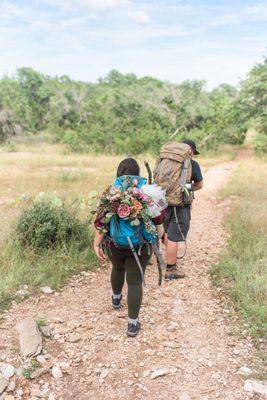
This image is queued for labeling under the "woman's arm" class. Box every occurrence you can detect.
[94,211,106,262]
[93,229,106,262]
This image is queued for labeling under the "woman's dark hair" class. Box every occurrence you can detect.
[116,158,140,177]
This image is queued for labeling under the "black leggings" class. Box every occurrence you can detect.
[107,245,151,319]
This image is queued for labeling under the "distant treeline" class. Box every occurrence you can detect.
[0,57,266,154]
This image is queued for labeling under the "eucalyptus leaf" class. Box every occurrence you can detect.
[131,218,140,226]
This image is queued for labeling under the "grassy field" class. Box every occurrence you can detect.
[211,158,267,338]
[0,143,236,310]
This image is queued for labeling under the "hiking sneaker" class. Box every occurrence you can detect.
[112,294,122,309]
[165,266,185,280]
[127,321,141,337]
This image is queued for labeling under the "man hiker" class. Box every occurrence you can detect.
[154,139,203,279]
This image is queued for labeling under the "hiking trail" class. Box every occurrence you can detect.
[0,160,263,400]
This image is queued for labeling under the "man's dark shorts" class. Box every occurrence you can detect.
[163,206,191,242]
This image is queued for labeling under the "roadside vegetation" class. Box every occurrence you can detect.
[0,57,266,154]
[211,158,267,338]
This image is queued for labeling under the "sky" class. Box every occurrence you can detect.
[0,0,266,89]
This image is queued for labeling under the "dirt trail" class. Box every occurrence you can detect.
[0,161,262,400]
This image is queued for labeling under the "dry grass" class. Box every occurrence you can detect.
[211,158,267,338]
[0,143,235,243]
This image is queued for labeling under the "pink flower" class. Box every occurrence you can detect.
[140,193,149,201]
[118,204,131,218]
[110,194,120,202]
[131,187,141,196]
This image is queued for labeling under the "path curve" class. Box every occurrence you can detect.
[0,161,262,400]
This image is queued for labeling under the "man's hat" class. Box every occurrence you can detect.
[183,139,200,155]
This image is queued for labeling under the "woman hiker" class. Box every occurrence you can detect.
[93,158,165,337]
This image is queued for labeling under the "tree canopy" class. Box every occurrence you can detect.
[0,57,266,153]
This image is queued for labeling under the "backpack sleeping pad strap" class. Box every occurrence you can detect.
[152,242,166,286]
[180,156,191,187]
[173,207,187,259]
[127,236,146,287]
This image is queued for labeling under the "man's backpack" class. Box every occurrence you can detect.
[109,176,156,248]
[154,142,192,206]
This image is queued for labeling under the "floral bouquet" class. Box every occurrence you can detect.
[96,177,157,235]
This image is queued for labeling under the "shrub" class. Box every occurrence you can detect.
[16,193,88,251]
[254,133,267,155]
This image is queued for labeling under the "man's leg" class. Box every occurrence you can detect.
[166,239,178,265]
[164,206,190,279]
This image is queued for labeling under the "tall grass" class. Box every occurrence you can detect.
[0,234,97,310]
[211,159,267,337]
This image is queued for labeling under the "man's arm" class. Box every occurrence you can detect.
[193,180,203,191]
[191,160,203,191]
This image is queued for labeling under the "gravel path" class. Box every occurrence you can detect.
[0,161,263,400]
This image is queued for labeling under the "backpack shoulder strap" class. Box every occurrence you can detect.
[180,156,191,186]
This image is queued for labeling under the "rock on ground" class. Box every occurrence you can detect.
[150,369,171,379]
[51,366,63,379]
[0,364,15,380]
[244,379,267,396]
[0,376,9,395]
[41,287,54,294]
[16,318,42,357]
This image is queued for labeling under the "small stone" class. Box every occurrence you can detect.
[15,285,29,297]
[143,370,151,378]
[172,300,185,315]
[30,367,49,379]
[233,348,240,355]
[41,287,53,294]
[16,388,24,396]
[6,381,16,392]
[3,395,15,400]
[52,318,64,324]
[0,376,9,394]
[151,369,171,379]
[99,369,110,380]
[57,361,71,370]
[52,366,63,379]
[36,355,46,364]
[207,361,213,367]
[238,367,253,376]
[31,387,43,397]
[68,333,81,343]
[0,364,15,380]
[244,379,267,396]
[179,393,191,400]
[163,341,179,349]
[167,325,176,332]
[48,394,55,400]
[39,325,51,338]
[67,320,82,329]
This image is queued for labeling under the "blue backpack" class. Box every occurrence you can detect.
[108,175,157,248]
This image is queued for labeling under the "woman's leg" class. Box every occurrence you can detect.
[107,246,126,296]
[126,245,151,320]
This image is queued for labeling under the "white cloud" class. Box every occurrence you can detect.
[126,9,150,24]
[0,0,266,88]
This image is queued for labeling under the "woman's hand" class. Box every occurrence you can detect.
[94,230,105,262]
[94,244,106,262]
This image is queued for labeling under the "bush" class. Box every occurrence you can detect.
[16,193,88,251]
[254,133,267,155]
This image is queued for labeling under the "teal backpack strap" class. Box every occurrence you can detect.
[127,236,146,287]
